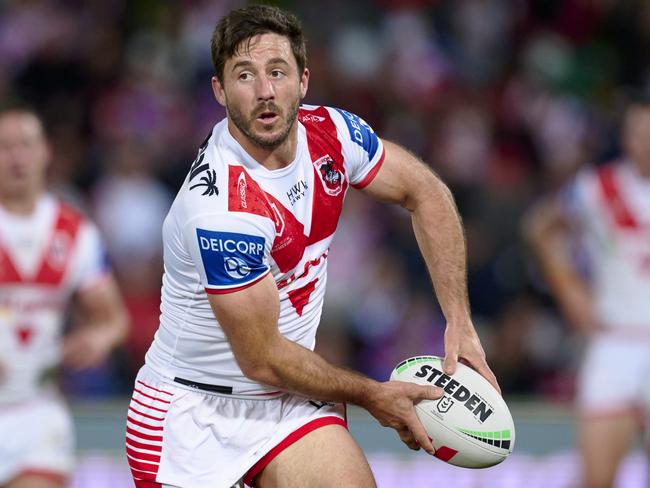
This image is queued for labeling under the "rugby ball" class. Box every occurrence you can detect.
[390,355,515,468]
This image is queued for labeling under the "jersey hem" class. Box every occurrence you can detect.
[352,148,386,189]
[205,270,270,295]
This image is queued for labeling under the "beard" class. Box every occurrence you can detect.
[227,97,300,150]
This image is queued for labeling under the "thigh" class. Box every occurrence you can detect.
[256,424,375,488]
[578,412,637,488]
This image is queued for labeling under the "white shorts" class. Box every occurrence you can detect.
[126,365,348,488]
[0,394,74,484]
[577,334,650,419]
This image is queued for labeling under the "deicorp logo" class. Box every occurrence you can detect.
[196,229,267,287]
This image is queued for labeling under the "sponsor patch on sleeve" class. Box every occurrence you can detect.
[196,229,268,288]
[335,108,379,161]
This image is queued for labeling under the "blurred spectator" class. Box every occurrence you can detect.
[523,97,650,487]
[0,106,128,487]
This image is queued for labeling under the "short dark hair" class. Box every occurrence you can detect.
[0,99,40,119]
[211,5,306,84]
[0,100,47,135]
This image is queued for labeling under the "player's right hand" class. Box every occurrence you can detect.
[363,381,443,456]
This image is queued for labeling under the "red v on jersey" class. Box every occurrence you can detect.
[287,278,318,317]
[0,202,83,286]
[226,108,347,274]
[597,165,639,230]
[227,165,307,273]
[300,106,348,245]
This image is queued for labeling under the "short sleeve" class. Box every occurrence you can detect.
[183,212,273,295]
[332,108,385,189]
[560,169,593,227]
[71,222,112,292]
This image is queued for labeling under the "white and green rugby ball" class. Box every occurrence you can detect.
[390,355,515,468]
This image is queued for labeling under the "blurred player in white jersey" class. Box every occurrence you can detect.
[126,6,499,488]
[0,105,128,488]
[525,97,650,488]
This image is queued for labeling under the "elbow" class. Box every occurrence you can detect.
[404,171,455,213]
[115,308,130,345]
[239,360,277,386]
[236,351,279,386]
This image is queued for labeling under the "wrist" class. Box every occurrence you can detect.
[444,309,472,327]
[355,378,383,409]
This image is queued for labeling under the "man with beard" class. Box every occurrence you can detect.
[126,5,499,488]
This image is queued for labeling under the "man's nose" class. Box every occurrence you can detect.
[256,75,275,101]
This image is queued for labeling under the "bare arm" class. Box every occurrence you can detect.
[63,276,129,370]
[208,276,442,454]
[523,196,596,332]
[361,139,499,391]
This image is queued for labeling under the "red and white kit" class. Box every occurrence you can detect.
[127,105,385,487]
[564,161,650,417]
[0,194,110,484]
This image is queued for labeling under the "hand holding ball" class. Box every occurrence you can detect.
[390,356,515,468]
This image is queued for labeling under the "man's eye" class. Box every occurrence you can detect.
[270,70,285,78]
[239,72,252,81]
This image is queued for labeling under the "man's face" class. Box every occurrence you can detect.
[624,105,650,176]
[0,112,49,198]
[212,33,308,150]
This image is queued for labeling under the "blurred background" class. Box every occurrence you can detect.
[1,0,648,486]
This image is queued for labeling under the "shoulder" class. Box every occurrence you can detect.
[299,104,381,160]
[177,122,232,217]
[48,194,92,233]
[298,104,374,134]
[581,160,625,195]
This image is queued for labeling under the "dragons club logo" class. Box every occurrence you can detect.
[313,155,345,196]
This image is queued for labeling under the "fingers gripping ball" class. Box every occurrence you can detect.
[390,356,515,468]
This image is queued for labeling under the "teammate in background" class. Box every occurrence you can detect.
[126,6,499,487]
[525,97,650,488]
[0,106,129,488]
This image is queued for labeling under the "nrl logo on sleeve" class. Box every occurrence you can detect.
[313,155,345,196]
[196,229,267,287]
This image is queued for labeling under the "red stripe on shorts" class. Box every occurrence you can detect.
[126,446,161,463]
[137,380,173,396]
[128,458,161,474]
[128,406,165,422]
[127,426,163,442]
[131,467,158,480]
[243,416,347,486]
[131,396,169,413]
[126,437,163,453]
[134,481,163,488]
[127,415,165,431]
[134,387,172,404]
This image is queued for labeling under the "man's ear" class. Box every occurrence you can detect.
[212,76,226,107]
[299,68,310,100]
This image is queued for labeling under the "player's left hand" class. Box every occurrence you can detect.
[442,319,501,394]
[62,326,115,370]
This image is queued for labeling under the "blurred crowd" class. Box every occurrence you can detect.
[1,0,648,400]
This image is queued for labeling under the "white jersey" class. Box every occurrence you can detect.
[145,104,385,395]
[0,194,110,403]
[565,161,650,335]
